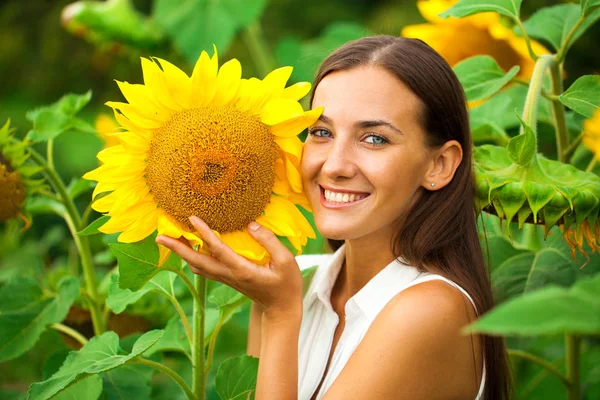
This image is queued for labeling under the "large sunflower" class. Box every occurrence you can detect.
[84,47,322,265]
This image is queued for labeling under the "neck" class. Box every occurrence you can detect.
[337,227,398,300]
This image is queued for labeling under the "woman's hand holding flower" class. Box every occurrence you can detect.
[156,216,303,322]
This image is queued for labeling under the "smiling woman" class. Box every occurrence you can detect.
[160,36,511,400]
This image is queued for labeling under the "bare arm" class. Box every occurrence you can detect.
[247,301,262,357]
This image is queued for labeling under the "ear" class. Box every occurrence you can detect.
[422,140,463,191]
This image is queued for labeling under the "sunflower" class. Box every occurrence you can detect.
[0,120,43,229]
[402,0,548,79]
[84,48,322,265]
[583,109,600,162]
[94,113,121,149]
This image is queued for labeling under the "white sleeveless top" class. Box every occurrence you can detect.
[296,245,486,400]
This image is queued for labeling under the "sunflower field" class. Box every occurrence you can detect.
[0,0,599,399]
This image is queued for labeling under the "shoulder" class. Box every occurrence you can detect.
[322,279,482,399]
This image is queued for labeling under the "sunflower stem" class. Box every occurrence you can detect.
[556,17,585,64]
[586,157,597,173]
[130,358,196,400]
[508,349,569,387]
[515,19,539,62]
[242,21,277,78]
[50,323,88,347]
[548,62,569,163]
[47,139,54,171]
[28,148,105,335]
[205,310,230,378]
[565,335,581,400]
[192,274,207,399]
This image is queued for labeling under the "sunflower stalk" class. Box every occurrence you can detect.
[192,274,207,399]
[508,349,569,387]
[28,147,105,335]
[549,63,569,163]
[50,323,88,347]
[565,335,581,400]
[130,358,196,400]
[242,22,277,78]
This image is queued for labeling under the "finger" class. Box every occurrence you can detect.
[247,221,294,265]
[156,235,230,280]
[189,216,255,270]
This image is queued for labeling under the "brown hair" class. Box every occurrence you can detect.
[310,35,511,399]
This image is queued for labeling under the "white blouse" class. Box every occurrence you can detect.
[296,245,486,400]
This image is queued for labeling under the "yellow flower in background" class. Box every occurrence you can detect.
[84,47,321,265]
[402,0,549,79]
[94,113,121,148]
[583,109,600,161]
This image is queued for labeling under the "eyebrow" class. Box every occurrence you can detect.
[317,114,403,135]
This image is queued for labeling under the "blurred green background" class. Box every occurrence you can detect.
[1,0,599,399]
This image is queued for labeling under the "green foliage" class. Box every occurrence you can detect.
[78,216,109,236]
[26,91,94,142]
[441,0,522,20]
[215,356,259,400]
[559,75,600,118]
[109,235,182,291]
[153,0,267,64]
[27,330,163,400]
[508,115,537,166]
[453,56,520,101]
[101,364,154,400]
[469,273,600,336]
[0,277,79,361]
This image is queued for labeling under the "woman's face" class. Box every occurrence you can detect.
[301,66,433,242]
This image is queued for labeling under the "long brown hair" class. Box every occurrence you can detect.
[310,35,511,399]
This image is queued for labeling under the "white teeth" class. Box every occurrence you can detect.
[323,189,366,204]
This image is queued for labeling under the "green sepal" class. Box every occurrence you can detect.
[497,182,527,225]
[517,205,533,229]
[574,190,600,225]
[542,192,571,234]
[523,181,555,223]
[507,114,537,166]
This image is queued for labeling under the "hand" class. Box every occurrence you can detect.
[156,216,303,321]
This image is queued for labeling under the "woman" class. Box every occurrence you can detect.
[157,35,511,399]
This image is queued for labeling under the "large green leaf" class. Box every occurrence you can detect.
[453,56,520,101]
[440,0,522,20]
[153,0,267,64]
[215,355,259,400]
[25,91,94,142]
[560,75,600,118]
[582,0,600,16]
[522,4,600,52]
[276,22,368,83]
[0,277,79,361]
[143,316,190,357]
[53,376,102,400]
[101,364,154,400]
[106,270,176,314]
[78,216,109,236]
[208,284,247,310]
[469,273,600,336]
[110,235,182,291]
[27,330,163,400]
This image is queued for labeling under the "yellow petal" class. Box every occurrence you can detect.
[262,66,293,95]
[270,107,323,138]
[114,131,151,152]
[212,58,242,106]
[158,244,172,266]
[153,57,192,109]
[236,78,267,114]
[140,57,181,111]
[106,102,164,129]
[275,136,303,162]
[116,81,171,121]
[117,211,158,243]
[260,98,305,126]
[220,230,269,264]
[190,49,218,108]
[91,192,116,213]
[283,82,311,101]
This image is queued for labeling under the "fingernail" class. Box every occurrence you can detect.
[189,216,199,225]
[155,236,164,244]
[248,221,260,231]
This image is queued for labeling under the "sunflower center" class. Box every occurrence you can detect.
[0,156,26,222]
[145,107,278,233]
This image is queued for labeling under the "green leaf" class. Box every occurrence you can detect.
[560,75,600,118]
[110,235,182,291]
[25,91,93,143]
[78,216,109,236]
[67,178,96,200]
[143,316,190,357]
[453,56,520,101]
[0,277,79,361]
[521,4,600,52]
[470,121,510,146]
[276,22,368,83]
[582,0,600,16]
[507,114,536,166]
[469,273,600,336]
[440,0,522,20]
[53,376,102,400]
[27,330,163,400]
[208,284,246,309]
[101,364,153,400]
[106,271,175,314]
[215,355,259,400]
[153,0,267,64]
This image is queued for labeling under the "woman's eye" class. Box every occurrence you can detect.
[308,128,332,138]
[364,134,388,146]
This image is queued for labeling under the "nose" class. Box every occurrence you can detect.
[320,137,358,180]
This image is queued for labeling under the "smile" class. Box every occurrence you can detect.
[320,186,370,207]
